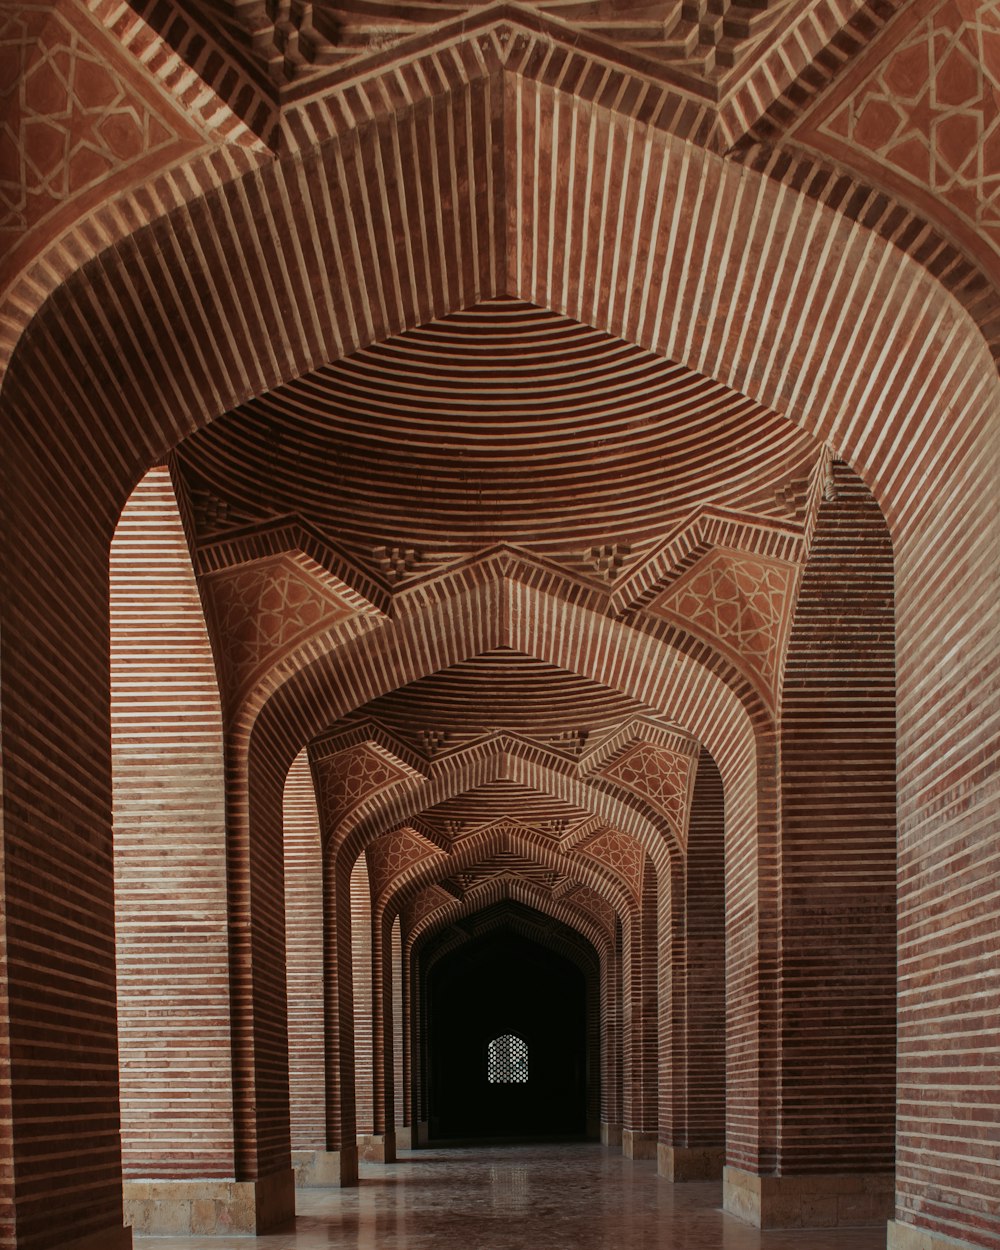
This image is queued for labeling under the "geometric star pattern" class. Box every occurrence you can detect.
[562,884,617,934]
[365,827,441,901]
[315,744,410,836]
[574,828,644,902]
[813,0,1000,256]
[403,885,454,933]
[600,741,694,843]
[0,2,188,240]
[203,553,357,704]
[650,548,797,702]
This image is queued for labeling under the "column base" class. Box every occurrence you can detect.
[293,1147,359,1187]
[658,1144,724,1181]
[622,1129,657,1160]
[723,1166,894,1229]
[888,1220,986,1250]
[123,1169,296,1235]
[600,1121,622,1147]
[396,1125,413,1149]
[358,1131,396,1163]
[416,1120,430,1145]
[59,1228,133,1250]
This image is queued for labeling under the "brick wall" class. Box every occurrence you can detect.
[111,466,235,1179]
[283,750,325,1153]
[778,461,896,1174]
[682,750,726,1148]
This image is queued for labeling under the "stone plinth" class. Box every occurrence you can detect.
[359,1131,396,1162]
[293,1146,359,1186]
[888,1221,986,1250]
[658,1144,724,1181]
[724,1167,894,1228]
[622,1129,657,1160]
[600,1122,622,1147]
[124,1169,295,1235]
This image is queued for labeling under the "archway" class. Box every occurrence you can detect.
[421,915,596,1142]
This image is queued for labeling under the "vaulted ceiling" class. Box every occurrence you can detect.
[6,0,992,947]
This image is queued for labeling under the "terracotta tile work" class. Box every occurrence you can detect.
[778,462,896,1174]
[1,7,1000,1248]
[0,0,204,286]
[201,553,358,714]
[795,0,1000,278]
[283,751,326,1153]
[111,466,235,1179]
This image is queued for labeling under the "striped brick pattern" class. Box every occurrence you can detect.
[392,918,406,1132]
[283,750,326,1153]
[622,859,659,1133]
[111,466,234,1180]
[681,750,726,1149]
[0,434,131,1245]
[351,856,375,1135]
[1,14,999,1247]
[892,398,1000,1238]
[778,460,896,1175]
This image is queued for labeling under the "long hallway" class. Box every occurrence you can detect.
[134,1145,887,1250]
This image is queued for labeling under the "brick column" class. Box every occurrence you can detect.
[0,462,132,1250]
[600,919,623,1146]
[112,468,245,1234]
[621,860,658,1160]
[320,853,359,1184]
[283,752,328,1186]
[660,750,726,1182]
[724,464,896,1229]
[370,911,397,1161]
[392,918,411,1147]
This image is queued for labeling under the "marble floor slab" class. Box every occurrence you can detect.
[134,1143,889,1249]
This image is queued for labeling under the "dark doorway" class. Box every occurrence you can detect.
[427,929,588,1141]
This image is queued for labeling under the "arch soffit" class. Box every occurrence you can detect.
[245,575,759,813]
[2,4,997,387]
[1,12,995,539]
[322,737,679,871]
[410,888,608,975]
[377,820,642,926]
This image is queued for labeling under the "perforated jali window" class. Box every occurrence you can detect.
[488,1034,528,1084]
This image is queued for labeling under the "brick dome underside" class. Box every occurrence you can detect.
[351,650,660,748]
[177,298,822,578]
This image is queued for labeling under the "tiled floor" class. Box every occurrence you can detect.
[135,1143,888,1249]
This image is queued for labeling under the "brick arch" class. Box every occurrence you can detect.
[410,885,610,969]
[4,9,1000,400]
[410,890,606,1140]
[375,822,641,923]
[3,22,995,517]
[233,575,766,1181]
[326,739,679,870]
[0,18,995,1242]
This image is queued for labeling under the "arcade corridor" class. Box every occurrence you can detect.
[1,0,998,1248]
[135,1144,889,1250]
